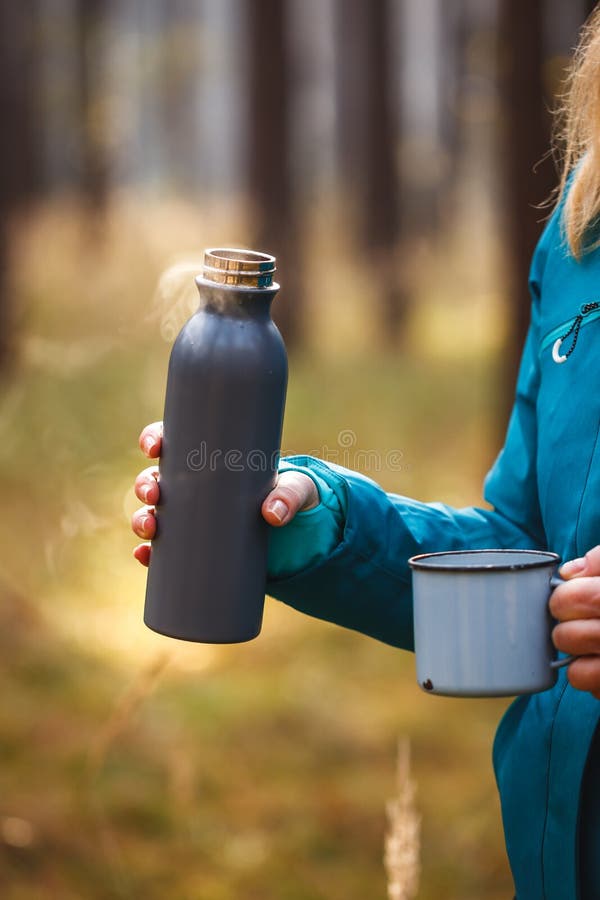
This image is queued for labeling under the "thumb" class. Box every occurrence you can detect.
[560,545,600,579]
[262,471,319,527]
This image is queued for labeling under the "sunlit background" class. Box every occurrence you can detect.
[0,2,595,898]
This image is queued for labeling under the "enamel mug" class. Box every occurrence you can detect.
[409,549,574,697]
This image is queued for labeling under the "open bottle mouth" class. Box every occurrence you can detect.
[202,248,276,288]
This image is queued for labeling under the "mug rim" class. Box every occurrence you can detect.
[408,548,560,572]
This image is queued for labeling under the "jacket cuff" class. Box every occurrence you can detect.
[267,457,345,578]
[266,456,414,649]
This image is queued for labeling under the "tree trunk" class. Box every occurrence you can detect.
[246,0,301,348]
[439,0,468,198]
[75,0,110,214]
[334,0,368,201]
[497,0,554,423]
[0,0,41,372]
[335,0,405,344]
[158,0,201,192]
[364,0,404,340]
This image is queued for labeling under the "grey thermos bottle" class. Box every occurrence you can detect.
[143,248,288,643]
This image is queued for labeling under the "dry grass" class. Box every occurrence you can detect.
[385,740,420,900]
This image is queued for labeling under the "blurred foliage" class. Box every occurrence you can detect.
[0,197,514,898]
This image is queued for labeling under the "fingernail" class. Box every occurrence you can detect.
[140,515,151,534]
[142,437,156,455]
[560,557,586,577]
[268,499,288,523]
[142,484,152,503]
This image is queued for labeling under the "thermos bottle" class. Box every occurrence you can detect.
[144,248,288,642]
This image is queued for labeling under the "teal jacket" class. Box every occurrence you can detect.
[266,202,600,899]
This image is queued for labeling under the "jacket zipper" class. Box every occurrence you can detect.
[540,303,600,363]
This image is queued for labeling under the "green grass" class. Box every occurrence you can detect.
[0,197,515,899]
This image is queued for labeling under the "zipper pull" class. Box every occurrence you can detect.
[552,301,600,364]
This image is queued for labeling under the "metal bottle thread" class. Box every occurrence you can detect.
[202,248,276,289]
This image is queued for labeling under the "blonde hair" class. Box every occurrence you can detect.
[556,5,600,258]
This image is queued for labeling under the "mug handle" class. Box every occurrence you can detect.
[548,574,580,670]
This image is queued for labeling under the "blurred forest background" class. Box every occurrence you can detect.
[0,2,596,899]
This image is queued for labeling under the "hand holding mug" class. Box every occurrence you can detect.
[550,546,600,700]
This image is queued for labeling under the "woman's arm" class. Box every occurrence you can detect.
[265,222,552,650]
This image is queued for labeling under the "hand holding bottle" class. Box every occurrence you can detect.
[132,421,319,567]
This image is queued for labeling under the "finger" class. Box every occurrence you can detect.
[134,466,160,505]
[552,619,600,656]
[549,576,600,621]
[261,471,319,527]
[565,654,600,695]
[560,545,600,579]
[133,543,152,567]
[131,507,157,540]
[139,422,163,459]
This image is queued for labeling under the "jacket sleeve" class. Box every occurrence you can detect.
[266,222,551,651]
[267,460,345,578]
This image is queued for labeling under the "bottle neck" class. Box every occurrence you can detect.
[195,276,279,320]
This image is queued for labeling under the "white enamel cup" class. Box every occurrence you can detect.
[409,549,575,698]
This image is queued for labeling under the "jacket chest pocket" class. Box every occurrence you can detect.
[537,310,600,557]
[540,303,600,363]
